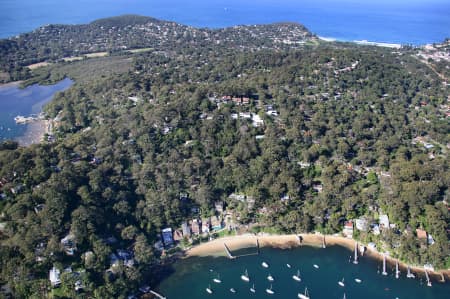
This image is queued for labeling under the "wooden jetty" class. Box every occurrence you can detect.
[150,290,167,299]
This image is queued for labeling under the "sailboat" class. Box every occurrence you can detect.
[313,264,319,269]
[241,269,250,282]
[406,266,415,278]
[206,284,213,294]
[343,293,347,299]
[354,278,362,283]
[267,273,274,282]
[266,284,274,294]
[213,273,221,283]
[425,270,432,287]
[353,242,358,264]
[298,287,310,299]
[230,288,236,293]
[262,261,269,268]
[250,284,256,293]
[286,263,292,268]
[382,255,388,275]
[293,270,301,282]
[338,278,345,287]
[395,261,400,279]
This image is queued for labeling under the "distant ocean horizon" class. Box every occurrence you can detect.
[0,0,449,45]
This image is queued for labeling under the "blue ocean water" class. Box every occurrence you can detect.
[158,246,450,299]
[0,0,449,44]
[0,78,73,142]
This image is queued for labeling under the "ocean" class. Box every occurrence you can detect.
[0,78,73,142]
[158,245,449,299]
[0,0,449,45]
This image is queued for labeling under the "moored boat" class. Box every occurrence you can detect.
[250,284,256,293]
[298,287,310,299]
[293,270,301,282]
[262,261,269,268]
[354,278,362,283]
[241,269,250,282]
[206,284,213,294]
[266,284,274,294]
[338,278,345,287]
[267,274,274,282]
[213,273,221,283]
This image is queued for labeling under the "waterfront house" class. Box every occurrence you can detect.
[343,221,354,238]
[191,219,201,235]
[211,216,223,231]
[173,229,183,242]
[181,221,191,237]
[161,228,174,246]
[201,218,211,233]
[355,218,368,231]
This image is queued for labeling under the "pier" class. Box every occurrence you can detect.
[223,238,259,259]
[150,290,167,299]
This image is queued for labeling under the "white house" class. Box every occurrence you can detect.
[379,214,390,229]
[49,266,61,287]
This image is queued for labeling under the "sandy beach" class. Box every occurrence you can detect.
[185,233,450,283]
[15,119,50,146]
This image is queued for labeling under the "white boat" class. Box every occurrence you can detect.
[293,270,301,282]
[382,254,388,276]
[313,264,319,269]
[343,293,346,299]
[250,284,256,293]
[298,287,310,299]
[241,269,250,282]
[230,288,236,293]
[286,263,291,268]
[354,278,362,283]
[262,261,269,268]
[265,284,274,295]
[353,243,358,264]
[395,261,400,279]
[267,274,274,282]
[206,285,213,294]
[338,278,345,287]
[406,266,415,278]
[213,274,221,283]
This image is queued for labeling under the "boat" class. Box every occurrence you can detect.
[262,261,269,268]
[206,284,213,294]
[406,266,415,278]
[354,278,362,283]
[267,274,274,282]
[293,270,301,282]
[313,264,319,269]
[213,273,221,283]
[395,261,400,279]
[286,263,291,268]
[425,270,432,287]
[353,242,358,264]
[343,293,346,299]
[338,278,345,287]
[250,284,256,293]
[298,287,310,299]
[382,254,388,276]
[230,288,236,293]
[241,269,250,282]
[265,284,274,295]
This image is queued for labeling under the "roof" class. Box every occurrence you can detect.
[416,228,427,239]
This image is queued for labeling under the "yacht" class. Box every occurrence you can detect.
[230,288,236,293]
[267,274,274,282]
[313,264,319,269]
[241,269,250,282]
[250,284,256,293]
[206,284,213,294]
[293,270,301,282]
[213,274,221,283]
[298,287,310,299]
[338,278,345,287]
[354,278,362,283]
[286,263,291,268]
[262,261,269,268]
[265,284,274,294]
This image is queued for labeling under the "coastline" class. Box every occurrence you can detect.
[185,233,450,283]
[14,119,50,146]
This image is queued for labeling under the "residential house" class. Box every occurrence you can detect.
[416,228,427,240]
[379,214,390,230]
[162,228,174,246]
[211,216,223,231]
[191,219,201,235]
[343,221,354,238]
[173,229,183,242]
[61,234,76,255]
[49,266,61,287]
[181,222,191,237]
[312,184,323,193]
[355,218,368,231]
[201,218,211,233]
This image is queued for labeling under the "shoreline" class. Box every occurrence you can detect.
[185,233,449,283]
[14,119,50,146]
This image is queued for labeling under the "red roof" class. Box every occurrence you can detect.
[416,228,427,239]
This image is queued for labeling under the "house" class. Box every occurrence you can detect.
[201,218,211,233]
[117,249,134,267]
[343,221,354,237]
[49,266,61,287]
[181,222,191,237]
[173,229,183,242]
[61,234,76,255]
[416,228,427,240]
[211,216,223,231]
[372,224,380,235]
[355,218,368,231]
[312,184,323,193]
[191,219,201,235]
[252,113,264,127]
[215,201,224,213]
[427,234,435,245]
[161,228,174,246]
[379,214,390,229]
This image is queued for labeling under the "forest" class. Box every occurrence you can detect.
[0,16,449,299]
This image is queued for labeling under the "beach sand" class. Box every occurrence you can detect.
[185,233,450,283]
[15,119,49,146]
